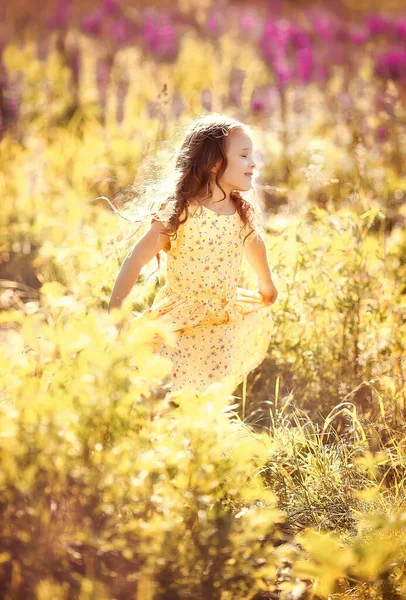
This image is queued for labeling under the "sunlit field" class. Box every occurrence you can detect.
[0,1,405,598]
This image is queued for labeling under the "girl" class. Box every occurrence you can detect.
[109,113,278,393]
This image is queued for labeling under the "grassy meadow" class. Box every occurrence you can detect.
[0,1,405,598]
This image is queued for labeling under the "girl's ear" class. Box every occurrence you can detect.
[211,159,222,174]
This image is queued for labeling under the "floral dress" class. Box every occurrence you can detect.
[134,202,274,393]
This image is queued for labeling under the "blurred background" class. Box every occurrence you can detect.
[1,0,405,197]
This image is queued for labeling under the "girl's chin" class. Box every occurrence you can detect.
[232,183,252,193]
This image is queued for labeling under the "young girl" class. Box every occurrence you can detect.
[109,113,278,393]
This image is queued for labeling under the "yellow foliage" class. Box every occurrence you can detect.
[293,530,355,596]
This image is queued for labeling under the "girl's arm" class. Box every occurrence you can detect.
[243,235,278,305]
[243,235,273,283]
[108,219,170,312]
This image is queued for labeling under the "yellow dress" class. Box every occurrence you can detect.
[135,203,274,393]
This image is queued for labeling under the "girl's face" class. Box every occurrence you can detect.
[212,128,256,193]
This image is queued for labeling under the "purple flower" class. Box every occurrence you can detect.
[0,64,9,139]
[208,14,218,33]
[7,79,20,123]
[104,0,119,15]
[81,10,104,37]
[143,12,178,61]
[239,10,257,34]
[310,8,348,43]
[276,66,293,87]
[109,19,128,45]
[272,53,293,87]
[263,18,277,36]
[297,46,313,84]
[261,18,298,67]
[376,51,406,82]
[49,0,70,30]
[143,16,157,49]
[237,8,264,41]
[349,27,369,45]
[273,20,294,46]
[269,0,283,15]
[260,18,277,63]
[292,29,311,50]
[376,125,388,142]
[207,10,223,37]
[367,14,391,36]
[396,18,406,39]
[252,98,264,112]
[250,86,274,113]
[313,13,335,41]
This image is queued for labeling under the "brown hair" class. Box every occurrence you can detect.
[154,114,258,253]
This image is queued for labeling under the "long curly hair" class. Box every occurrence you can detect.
[102,113,262,276]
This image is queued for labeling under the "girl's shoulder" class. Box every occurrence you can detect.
[184,200,203,219]
[152,199,201,223]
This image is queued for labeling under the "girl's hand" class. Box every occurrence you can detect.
[257,278,278,306]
